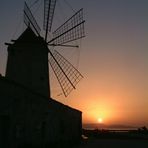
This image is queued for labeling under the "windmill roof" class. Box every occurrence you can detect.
[14,27,44,44]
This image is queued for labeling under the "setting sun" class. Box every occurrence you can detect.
[98,118,103,123]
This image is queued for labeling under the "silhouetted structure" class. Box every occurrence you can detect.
[0,28,82,148]
[23,1,85,97]
[0,1,85,147]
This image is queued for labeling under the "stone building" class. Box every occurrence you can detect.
[0,27,82,148]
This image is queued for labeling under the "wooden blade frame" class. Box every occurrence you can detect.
[24,2,41,36]
[49,50,83,97]
[48,9,85,45]
[44,0,57,41]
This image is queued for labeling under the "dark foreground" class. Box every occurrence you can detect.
[72,129,148,148]
[73,138,148,148]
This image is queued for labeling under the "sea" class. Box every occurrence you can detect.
[83,123,138,132]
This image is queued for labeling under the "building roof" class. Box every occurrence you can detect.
[0,76,81,113]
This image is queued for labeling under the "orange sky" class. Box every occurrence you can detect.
[51,0,148,127]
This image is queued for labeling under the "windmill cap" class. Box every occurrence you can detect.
[13,27,44,44]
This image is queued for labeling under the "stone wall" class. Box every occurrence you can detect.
[0,76,82,148]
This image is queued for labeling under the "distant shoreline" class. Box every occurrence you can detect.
[82,123,138,131]
[83,127,138,131]
[82,127,148,140]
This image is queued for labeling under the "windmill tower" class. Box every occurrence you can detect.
[5,0,85,98]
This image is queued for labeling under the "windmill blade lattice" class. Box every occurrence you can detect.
[48,9,85,45]
[23,0,85,97]
[49,50,83,97]
[44,0,57,41]
[24,2,41,36]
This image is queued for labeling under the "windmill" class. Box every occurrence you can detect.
[23,0,85,97]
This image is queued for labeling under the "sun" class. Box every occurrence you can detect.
[98,118,103,123]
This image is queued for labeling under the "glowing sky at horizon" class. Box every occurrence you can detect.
[0,0,148,127]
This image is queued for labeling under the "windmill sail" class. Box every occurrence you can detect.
[44,0,57,40]
[48,9,85,45]
[49,50,83,97]
[23,0,85,97]
[24,2,41,36]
